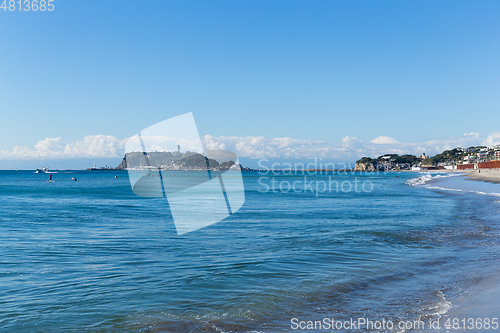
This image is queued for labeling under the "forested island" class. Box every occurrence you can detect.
[115,151,242,171]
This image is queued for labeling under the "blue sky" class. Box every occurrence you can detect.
[1,0,499,167]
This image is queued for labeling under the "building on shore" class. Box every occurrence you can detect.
[418,153,427,160]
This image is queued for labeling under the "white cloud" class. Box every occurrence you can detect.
[132,135,203,154]
[370,136,399,144]
[35,137,64,153]
[201,135,331,160]
[201,132,498,160]
[341,136,363,149]
[63,135,126,158]
[0,131,498,161]
[483,132,500,147]
[0,135,125,160]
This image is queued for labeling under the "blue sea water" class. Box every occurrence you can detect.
[1,170,500,332]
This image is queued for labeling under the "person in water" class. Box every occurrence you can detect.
[49,174,52,181]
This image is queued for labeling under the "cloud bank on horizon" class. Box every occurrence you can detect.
[0,136,127,160]
[1,132,500,161]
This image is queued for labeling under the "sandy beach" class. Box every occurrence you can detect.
[439,272,500,332]
[423,172,500,332]
[464,169,500,184]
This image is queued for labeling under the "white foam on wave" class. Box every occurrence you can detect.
[407,174,433,186]
[417,290,452,320]
[390,290,453,333]
[409,172,500,197]
[425,185,500,197]
[406,173,458,187]
[397,291,453,333]
[428,290,452,317]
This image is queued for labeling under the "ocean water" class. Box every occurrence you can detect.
[1,170,500,332]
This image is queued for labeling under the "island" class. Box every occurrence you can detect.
[87,151,252,171]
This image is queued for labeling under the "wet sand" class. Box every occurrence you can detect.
[436,169,500,332]
[437,271,500,332]
[464,169,500,184]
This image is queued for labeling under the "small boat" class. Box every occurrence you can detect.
[35,167,51,174]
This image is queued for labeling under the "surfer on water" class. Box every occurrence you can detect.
[50,174,52,181]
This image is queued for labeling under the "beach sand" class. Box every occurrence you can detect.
[464,169,500,184]
[436,168,500,331]
[439,272,500,332]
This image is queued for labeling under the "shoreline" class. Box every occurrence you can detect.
[461,169,500,184]
[423,171,500,330]
[439,270,500,332]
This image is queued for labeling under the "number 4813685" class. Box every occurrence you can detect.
[1,0,55,11]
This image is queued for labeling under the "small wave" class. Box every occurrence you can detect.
[428,291,452,317]
[407,174,433,186]
[407,173,457,187]
[426,185,500,197]
[426,186,464,192]
[389,290,453,333]
[405,291,452,333]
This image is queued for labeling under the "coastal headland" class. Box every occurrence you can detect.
[354,145,500,184]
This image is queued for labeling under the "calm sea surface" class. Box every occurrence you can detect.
[1,170,500,332]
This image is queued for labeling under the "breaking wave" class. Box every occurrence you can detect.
[406,173,458,187]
